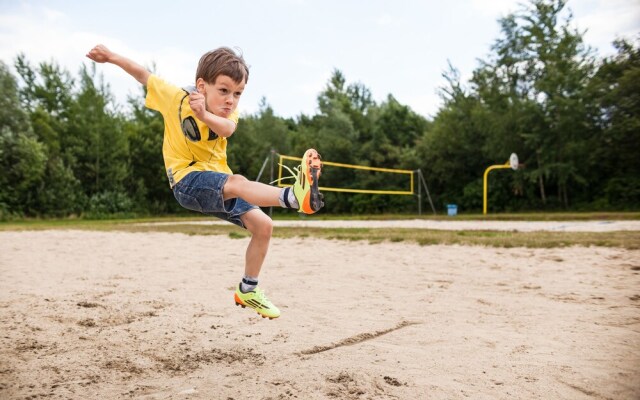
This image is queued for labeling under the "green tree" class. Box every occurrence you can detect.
[13,56,86,216]
[228,97,292,180]
[67,64,130,198]
[0,60,49,217]
[0,129,48,216]
[0,65,38,217]
[317,69,375,143]
[473,0,595,208]
[587,38,640,208]
[15,54,73,159]
[0,61,30,133]
[124,84,176,214]
[366,94,428,167]
[417,64,487,211]
[352,95,429,213]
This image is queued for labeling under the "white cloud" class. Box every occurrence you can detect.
[375,14,400,27]
[0,4,199,107]
[469,0,520,17]
[0,6,74,65]
[294,56,318,68]
[572,0,640,55]
[2,0,638,120]
[400,93,444,118]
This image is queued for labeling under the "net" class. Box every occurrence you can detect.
[276,154,414,195]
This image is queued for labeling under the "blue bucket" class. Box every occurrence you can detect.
[447,204,458,216]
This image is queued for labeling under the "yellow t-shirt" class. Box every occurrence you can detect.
[145,74,239,187]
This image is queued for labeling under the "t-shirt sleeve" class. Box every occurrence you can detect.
[145,74,178,114]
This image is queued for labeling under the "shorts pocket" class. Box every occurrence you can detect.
[174,189,203,213]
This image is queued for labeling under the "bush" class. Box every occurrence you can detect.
[86,191,135,219]
[604,177,640,209]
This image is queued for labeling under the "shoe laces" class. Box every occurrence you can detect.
[254,287,271,304]
[270,163,301,186]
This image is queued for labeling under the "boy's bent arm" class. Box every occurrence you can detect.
[199,110,237,138]
[188,92,237,137]
[86,44,150,86]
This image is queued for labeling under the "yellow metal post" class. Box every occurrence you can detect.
[276,154,415,195]
[483,161,511,215]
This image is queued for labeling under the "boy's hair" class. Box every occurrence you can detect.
[196,47,249,84]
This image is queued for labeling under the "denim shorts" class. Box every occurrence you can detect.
[172,171,259,229]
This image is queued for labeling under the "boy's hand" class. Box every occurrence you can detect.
[189,92,207,120]
[85,44,150,86]
[86,44,114,63]
[188,91,235,137]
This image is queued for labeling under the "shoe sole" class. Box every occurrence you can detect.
[234,293,279,320]
[301,149,324,214]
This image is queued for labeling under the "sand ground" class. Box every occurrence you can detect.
[1,227,639,399]
[137,218,640,232]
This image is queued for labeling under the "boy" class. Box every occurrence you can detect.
[86,44,323,319]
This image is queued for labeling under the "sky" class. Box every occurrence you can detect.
[1,0,638,119]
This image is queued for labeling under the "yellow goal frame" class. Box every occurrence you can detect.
[276,154,414,195]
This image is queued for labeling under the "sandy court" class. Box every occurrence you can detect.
[1,229,639,399]
[136,218,640,232]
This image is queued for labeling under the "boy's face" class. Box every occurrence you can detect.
[197,75,245,118]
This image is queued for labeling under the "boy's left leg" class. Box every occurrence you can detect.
[239,208,272,278]
[234,208,281,319]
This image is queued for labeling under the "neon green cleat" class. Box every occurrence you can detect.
[234,284,281,319]
[291,149,324,214]
[271,148,324,214]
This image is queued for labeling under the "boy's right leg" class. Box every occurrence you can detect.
[223,175,282,207]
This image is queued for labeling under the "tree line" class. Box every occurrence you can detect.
[0,0,638,219]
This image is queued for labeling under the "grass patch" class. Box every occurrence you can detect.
[2,211,639,229]
[279,211,640,221]
[1,215,639,249]
[228,231,249,239]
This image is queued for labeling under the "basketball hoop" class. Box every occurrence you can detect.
[509,153,519,170]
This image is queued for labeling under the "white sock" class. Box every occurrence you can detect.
[240,275,258,293]
[278,187,299,209]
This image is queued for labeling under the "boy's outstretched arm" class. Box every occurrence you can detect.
[86,44,150,86]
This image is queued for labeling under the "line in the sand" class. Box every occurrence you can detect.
[298,320,421,355]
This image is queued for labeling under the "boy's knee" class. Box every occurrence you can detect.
[247,213,272,239]
[254,217,273,238]
[226,174,248,187]
[224,174,248,197]
[241,208,273,239]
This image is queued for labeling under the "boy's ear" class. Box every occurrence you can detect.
[195,78,206,94]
